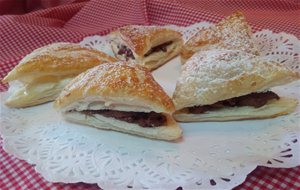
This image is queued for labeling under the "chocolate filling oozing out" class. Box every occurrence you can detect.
[144,41,173,57]
[117,45,135,60]
[188,91,280,114]
[81,110,166,128]
[117,41,173,60]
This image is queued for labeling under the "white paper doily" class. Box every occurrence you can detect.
[1,22,300,190]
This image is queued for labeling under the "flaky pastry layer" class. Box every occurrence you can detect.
[174,98,298,122]
[181,11,258,63]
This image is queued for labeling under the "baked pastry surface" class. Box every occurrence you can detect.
[110,25,183,70]
[181,11,259,63]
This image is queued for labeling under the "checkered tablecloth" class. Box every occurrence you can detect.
[0,0,299,189]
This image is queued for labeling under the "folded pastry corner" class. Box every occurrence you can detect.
[2,42,117,108]
[109,25,183,70]
[54,61,182,141]
[173,49,299,122]
[181,11,259,64]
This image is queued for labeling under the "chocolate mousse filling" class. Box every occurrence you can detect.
[80,110,166,128]
[188,91,280,114]
[117,45,135,60]
[144,41,173,57]
[117,41,173,60]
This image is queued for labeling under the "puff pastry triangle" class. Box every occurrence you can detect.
[110,25,183,70]
[55,61,182,141]
[181,11,259,63]
[2,42,117,108]
[173,50,299,121]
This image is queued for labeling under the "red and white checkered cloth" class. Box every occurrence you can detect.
[0,0,299,189]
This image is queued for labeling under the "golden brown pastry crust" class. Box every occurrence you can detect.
[111,25,182,56]
[2,42,117,83]
[55,61,175,114]
[181,11,259,63]
[109,25,183,70]
[173,49,299,111]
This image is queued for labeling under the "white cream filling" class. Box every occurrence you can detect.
[6,78,72,106]
[63,100,154,113]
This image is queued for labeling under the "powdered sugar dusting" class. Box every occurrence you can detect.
[5,42,117,81]
[119,25,155,40]
[186,12,259,55]
[180,50,256,94]
[19,42,80,64]
[173,49,298,109]
[57,61,174,113]
[118,25,157,52]
[116,25,181,56]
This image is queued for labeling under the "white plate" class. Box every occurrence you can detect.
[1,23,300,190]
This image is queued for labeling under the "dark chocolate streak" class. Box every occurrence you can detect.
[117,41,173,60]
[188,91,279,114]
[117,45,135,60]
[81,110,166,128]
[144,41,173,57]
